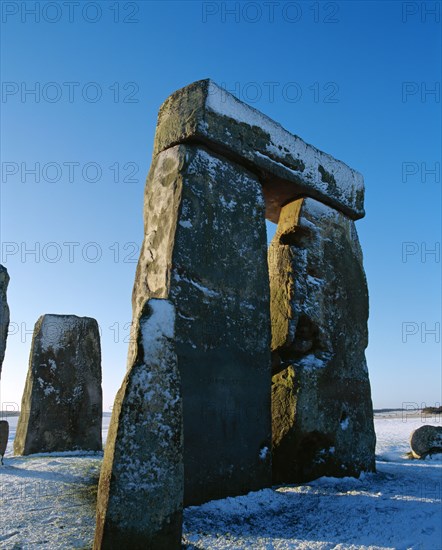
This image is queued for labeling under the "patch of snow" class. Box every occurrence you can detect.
[303,197,337,219]
[298,353,329,371]
[37,376,58,397]
[179,219,193,229]
[173,272,219,298]
[255,150,303,174]
[39,315,81,353]
[206,80,363,200]
[140,299,175,361]
[259,447,269,460]
[187,147,228,181]
[341,417,350,430]
[309,475,363,487]
[307,274,324,287]
[219,196,237,210]
[43,385,56,397]
[48,359,57,372]
[177,312,195,321]
[72,385,83,401]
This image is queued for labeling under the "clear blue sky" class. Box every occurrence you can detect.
[1,1,440,411]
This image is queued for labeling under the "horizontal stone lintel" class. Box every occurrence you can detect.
[153,79,365,222]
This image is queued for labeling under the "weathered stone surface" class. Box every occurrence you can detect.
[14,314,102,455]
[94,299,183,549]
[410,425,442,459]
[269,198,376,483]
[0,265,10,377]
[0,420,9,462]
[130,143,272,505]
[153,79,364,221]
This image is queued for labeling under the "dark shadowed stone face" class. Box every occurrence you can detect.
[0,420,9,459]
[169,146,272,505]
[0,265,10,378]
[269,198,376,483]
[14,314,102,455]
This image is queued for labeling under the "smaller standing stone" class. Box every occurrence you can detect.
[0,420,9,464]
[0,265,10,378]
[410,425,442,459]
[94,299,183,550]
[14,314,102,455]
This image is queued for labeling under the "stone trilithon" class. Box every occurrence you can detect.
[95,79,376,549]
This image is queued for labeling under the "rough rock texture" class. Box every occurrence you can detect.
[153,79,364,221]
[0,420,9,459]
[14,314,102,455]
[94,299,183,550]
[0,265,10,377]
[130,143,272,506]
[269,198,376,483]
[410,425,442,459]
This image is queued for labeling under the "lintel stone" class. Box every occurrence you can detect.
[153,79,365,222]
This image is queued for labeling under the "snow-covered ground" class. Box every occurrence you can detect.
[1,411,441,549]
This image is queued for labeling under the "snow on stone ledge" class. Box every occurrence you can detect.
[140,299,176,362]
[206,80,364,198]
[39,314,86,353]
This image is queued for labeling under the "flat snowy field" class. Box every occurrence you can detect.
[1,411,441,549]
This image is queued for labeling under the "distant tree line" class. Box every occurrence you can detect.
[422,406,442,415]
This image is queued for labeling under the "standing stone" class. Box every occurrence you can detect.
[0,265,10,377]
[130,143,272,505]
[269,198,376,483]
[14,314,102,455]
[94,299,183,550]
[0,420,9,463]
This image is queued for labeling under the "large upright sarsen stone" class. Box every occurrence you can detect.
[14,314,102,455]
[0,265,10,377]
[94,299,183,549]
[269,198,376,482]
[130,143,272,505]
